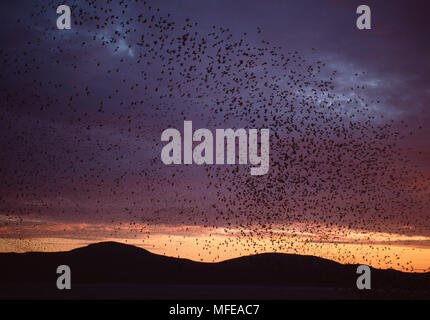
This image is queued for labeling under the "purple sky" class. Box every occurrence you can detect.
[0,0,429,247]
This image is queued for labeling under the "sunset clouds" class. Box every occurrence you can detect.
[0,0,429,272]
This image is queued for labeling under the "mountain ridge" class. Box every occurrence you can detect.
[1,241,429,299]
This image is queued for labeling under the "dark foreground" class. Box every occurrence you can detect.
[1,242,429,299]
[2,283,428,300]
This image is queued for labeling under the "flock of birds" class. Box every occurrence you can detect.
[0,0,429,271]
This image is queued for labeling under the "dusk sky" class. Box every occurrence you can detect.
[0,0,429,272]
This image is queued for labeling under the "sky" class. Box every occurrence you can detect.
[0,0,429,272]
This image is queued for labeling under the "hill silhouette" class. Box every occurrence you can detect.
[1,241,429,299]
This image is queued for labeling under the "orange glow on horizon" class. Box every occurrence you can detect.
[1,232,430,273]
